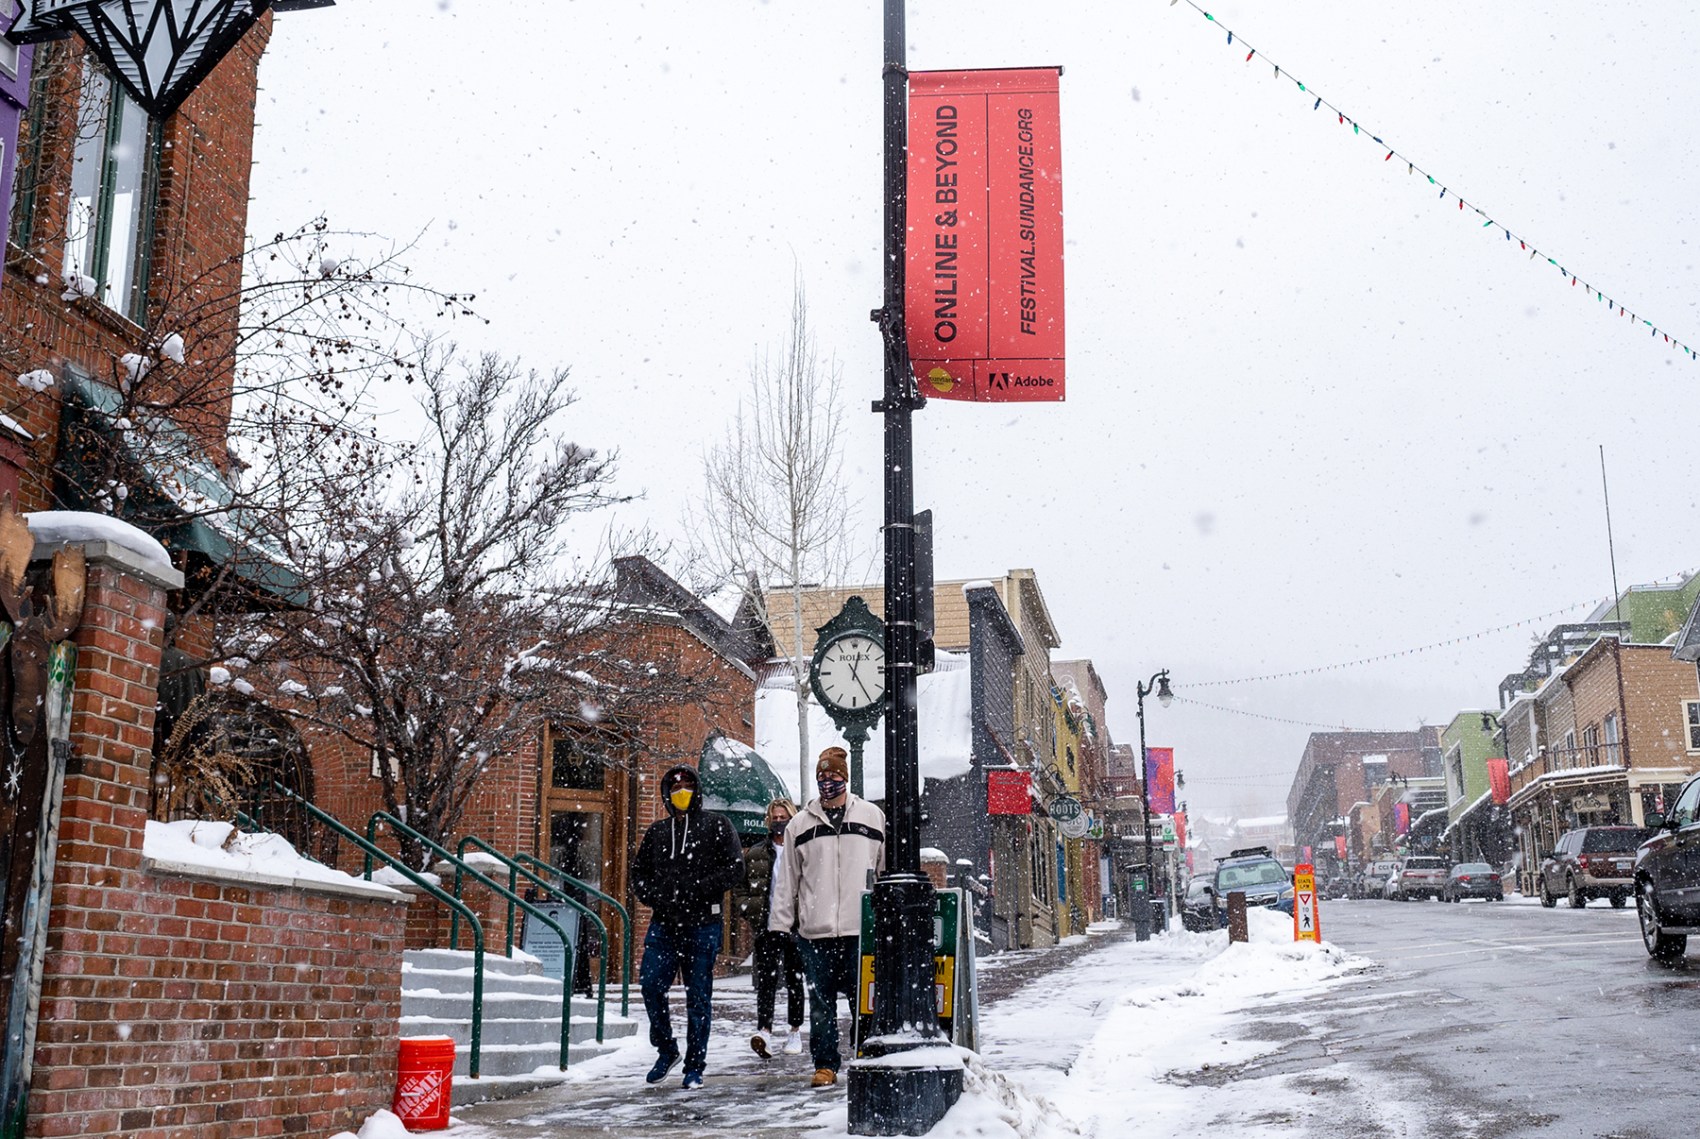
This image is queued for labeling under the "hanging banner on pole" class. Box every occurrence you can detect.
[1144,746,1175,816]
[905,67,1065,403]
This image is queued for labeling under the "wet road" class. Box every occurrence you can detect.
[1233,895,1699,1139]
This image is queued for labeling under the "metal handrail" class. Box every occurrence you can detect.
[262,783,489,1079]
[515,853,633,1018]
[366,813,576,1070]
[459,838,610,1041]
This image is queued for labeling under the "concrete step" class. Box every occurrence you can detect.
[404,947,546,982]
[400,1012,639,1048]
[442,1039,627,1079]
[402,990,604,1022]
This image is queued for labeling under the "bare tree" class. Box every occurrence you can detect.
[222,349,719,863]
[690,280,856,795]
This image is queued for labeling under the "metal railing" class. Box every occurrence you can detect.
[514,854,633,1019]
[365,813,577,1070]
[260,784,491,1078]
[458,837,610,1042]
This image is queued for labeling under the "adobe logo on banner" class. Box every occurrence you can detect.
[905,67,1065,402]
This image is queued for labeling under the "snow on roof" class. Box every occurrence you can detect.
[754,658,973,801]
[1238,815,1287,828]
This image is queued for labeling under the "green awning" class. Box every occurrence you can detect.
[56,369,305,604]
[699,734,790,838]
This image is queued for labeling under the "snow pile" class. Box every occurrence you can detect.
[328,1108,412,1139]
[1054,910,1370,1136]
[930,1053,1079,1139]
[25,511,174,575]
[144,820,402,897]
[16,369,54,392]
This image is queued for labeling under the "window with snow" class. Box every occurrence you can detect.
[64,58,156,324]
[1685,700,1700,753]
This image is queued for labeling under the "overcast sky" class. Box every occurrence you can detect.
[246,1,1699,819]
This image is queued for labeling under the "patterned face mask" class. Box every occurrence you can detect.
[817,777,847,801]
[669,787,695,811]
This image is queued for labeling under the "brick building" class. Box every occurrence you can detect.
[1506,637,1700,887]
[1287,728,1441,880]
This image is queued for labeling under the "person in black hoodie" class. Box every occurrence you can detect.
[631,764,745,1089]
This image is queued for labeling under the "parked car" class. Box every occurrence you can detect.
[1537,825,1650,908]
[1443,862,1504,902]
[1210,846,1295,924]
[1386,855,1449,901]
[1358,859,1400,899]
[1635,774,1700,961]
[1180,876,1217,932]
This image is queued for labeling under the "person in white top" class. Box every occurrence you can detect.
[732,797,805,1057]
[769,747,886,1087]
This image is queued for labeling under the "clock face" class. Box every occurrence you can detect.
[815,633,886,712]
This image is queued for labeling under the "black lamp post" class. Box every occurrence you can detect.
[846,0,961,1133]
[1135,668,1174,924]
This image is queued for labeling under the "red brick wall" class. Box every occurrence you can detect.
[27,553,408,1139]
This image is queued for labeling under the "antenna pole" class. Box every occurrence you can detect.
[1600,445,1623,628]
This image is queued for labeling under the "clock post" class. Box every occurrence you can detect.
[807,597,888,799]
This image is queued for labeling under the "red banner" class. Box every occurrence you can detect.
[1175,811,1187,855]
[1486,758,1510,805]
[1335,835,1348,858]
[906,68,1065,402]
[1394,801,1411,835]
[987,769,1032,815]
[1144,747,1175,816]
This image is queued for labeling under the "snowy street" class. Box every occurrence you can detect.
[395,898,1697,1139]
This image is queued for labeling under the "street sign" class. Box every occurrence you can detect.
[1059,813,1090,840]
[1293,862,1320,943]
[1047,794,1083,823]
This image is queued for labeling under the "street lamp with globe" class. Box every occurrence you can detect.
[1135,669,1174,936]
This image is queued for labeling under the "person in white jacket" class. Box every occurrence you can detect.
[769,746,886,1087]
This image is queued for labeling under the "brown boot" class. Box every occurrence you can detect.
[810,1068,837,1088]
[750,1033,771,1059]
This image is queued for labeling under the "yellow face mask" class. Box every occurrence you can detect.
[669,787,695,811]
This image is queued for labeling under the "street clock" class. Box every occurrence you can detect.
[808,596,887,796]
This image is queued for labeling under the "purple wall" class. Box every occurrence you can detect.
[0,10,36,244]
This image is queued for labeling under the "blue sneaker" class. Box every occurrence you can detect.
[681,1071,704,1090]
[645,1047,680,1085]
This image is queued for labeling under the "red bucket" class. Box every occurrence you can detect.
[393,1035,457,1131]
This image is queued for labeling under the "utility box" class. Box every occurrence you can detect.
[854,887,978,1053]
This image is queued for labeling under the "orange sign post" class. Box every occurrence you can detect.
[1293,863,1320,943]
[905,68,1065,402]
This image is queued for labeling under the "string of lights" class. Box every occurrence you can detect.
[1183,598,1601,688]
[1172,695,1355,732]
[1170,0,1697,362]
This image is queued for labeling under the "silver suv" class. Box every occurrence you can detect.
[1386,855,1449,901]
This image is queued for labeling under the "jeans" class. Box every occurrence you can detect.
[796,934,860,1072]
[753,929,806,1032]
[639,920,722,1075]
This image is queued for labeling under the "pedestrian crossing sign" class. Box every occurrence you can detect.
[1293,863,1320,943]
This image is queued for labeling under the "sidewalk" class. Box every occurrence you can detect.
[442,922,1142,1139]
[432,912,1370,1139]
